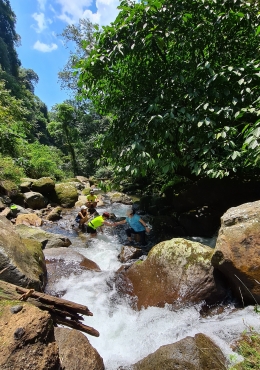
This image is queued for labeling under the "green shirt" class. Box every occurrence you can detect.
[87,194,98,202]
[88,215,103,229]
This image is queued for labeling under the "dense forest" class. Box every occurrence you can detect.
[0,0,259,194]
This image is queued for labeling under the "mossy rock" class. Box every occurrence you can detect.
[31,177,55,195]
[55,183,78,208]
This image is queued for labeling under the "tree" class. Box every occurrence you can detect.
[77,0,260,182]
[58,18,96,93]
[0,0,21,76]
[48,103,79,176]
[0,80,29,156]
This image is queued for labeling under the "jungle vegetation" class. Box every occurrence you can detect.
[0,0,259,194]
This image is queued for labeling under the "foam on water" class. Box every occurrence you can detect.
[48,204,260,369]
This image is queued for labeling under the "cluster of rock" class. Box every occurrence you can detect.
[1,173,260,369]
[138,177,260,240]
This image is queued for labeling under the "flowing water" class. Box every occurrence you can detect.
[43,202,260,370]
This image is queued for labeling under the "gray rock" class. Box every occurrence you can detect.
[24,191,47,210]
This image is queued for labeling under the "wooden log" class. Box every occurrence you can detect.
[0,281,99,337]
[15,286,93,316]
[55,315,100,337]
[28,299,85,321]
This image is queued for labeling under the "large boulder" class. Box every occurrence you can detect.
[23,191,47,209]
[0,302,60,370]
[16,213,43,226]
[54,327,104,370]
[0,216,47,291]
[31,177,55,195]
[15,224,71,249]
[211,200,260,305]
[124,333,226,370]
[118,246,143,263]
[107,191,133,205]
[44,248,101,295]
[55,183,78,208]
[115,238,226,310]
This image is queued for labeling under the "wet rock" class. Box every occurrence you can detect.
[115,238,226,310]
[124,333,226,370]
[44,247,101,272]
[54,327,104,370]
[0,216,47,291]
[15,224,71,249]
[212,200,260,305]
[46,207,62,221]
[118,246,143,263]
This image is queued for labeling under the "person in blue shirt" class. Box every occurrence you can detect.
[115,209,150,246]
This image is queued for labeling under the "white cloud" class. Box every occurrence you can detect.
[32,12,52,33]
[37,0,47,11]
[54,0,120,26]
[55,0,92,24]
[95,0,120,26]
[33,40,58,52]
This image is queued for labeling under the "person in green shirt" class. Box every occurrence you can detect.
[86,189,99,209]
[87,212,114,237]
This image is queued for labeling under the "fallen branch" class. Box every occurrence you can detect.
[16,286,93,316]
[0,281,99,337]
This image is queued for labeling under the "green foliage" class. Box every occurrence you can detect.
[94,166,113,179]
[16,141,70,180]
[0,80,30,156]
[230,331,260,369]
[0,154,25,183]
[0,0,21,77]
[77,0,260,182]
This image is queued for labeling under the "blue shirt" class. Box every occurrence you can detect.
[126,214,145,232]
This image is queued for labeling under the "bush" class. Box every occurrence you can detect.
[94,166,113,179]
[17,142,72,180]
[0,155,25,183]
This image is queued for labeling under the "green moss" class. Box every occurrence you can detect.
[230,331,260,369]
[0,299,23,316]
[150,238,213,271]
[135,260,143,265]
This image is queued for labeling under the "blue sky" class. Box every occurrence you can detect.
[10,0,120,110]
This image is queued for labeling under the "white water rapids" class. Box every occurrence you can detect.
[44,202,260,369]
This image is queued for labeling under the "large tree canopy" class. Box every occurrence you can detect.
[77,0,260,181]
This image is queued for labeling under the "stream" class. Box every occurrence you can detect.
[42,201,260,369]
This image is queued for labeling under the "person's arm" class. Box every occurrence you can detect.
[103,221,115,227]
[139,218,151,232]
[114,219,127,226]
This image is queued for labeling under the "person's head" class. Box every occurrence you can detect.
[126,209,135,217]
[102,212,110,219]
[81,205,87,212]
[90,189,94,195]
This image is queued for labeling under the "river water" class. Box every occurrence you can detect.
[43,202,260,369]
